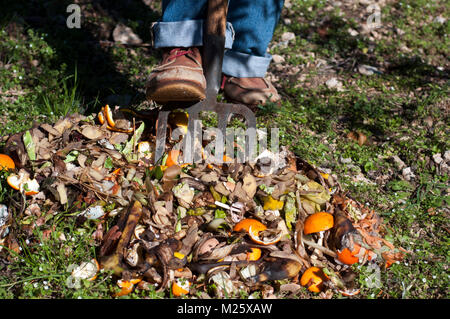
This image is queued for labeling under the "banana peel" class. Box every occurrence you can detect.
[100,200,143,276]
[249,258,302,283]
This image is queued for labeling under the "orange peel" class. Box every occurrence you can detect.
[97,109,105,125]
[303,212,334,235]
[23,179,40,196]
[233,219,282,245]
[114,278,142,297]
[106,125,133,133]
[89,259,100,281]
[300,266,330,293]
[246,247,262,261]
[338,288,360,297]
[248,226,282,246]
[223,155,233,163]
[7,171,39,195]
[166,150,181,167]
[104,104,115,128]
[233,218,267,234]
[336,244,361,265]
[0,154,15,171]
[172,278,190,297]
[7,174,22,191]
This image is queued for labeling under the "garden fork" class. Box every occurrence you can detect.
[154,0,257,165]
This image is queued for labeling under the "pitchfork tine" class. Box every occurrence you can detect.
[155,110,170,164]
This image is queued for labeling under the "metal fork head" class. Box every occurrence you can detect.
[154,99,257,165]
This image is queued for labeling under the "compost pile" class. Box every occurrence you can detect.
[0,106,406,298]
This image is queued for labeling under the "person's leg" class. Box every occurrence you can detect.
[147,0,234,103]
[223,0,284,78]
[148,0,284,105]
[222,0,284,105]
[161,0,206,20]
[154,0,283,76]
[152,0,234,51]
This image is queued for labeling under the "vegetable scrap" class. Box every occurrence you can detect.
[0,106,406,298]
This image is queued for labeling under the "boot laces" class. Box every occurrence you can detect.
[168,48,193,60]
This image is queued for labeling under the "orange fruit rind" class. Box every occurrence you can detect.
[246,247,262,261]
[104,104,115,128]
[303,212,334,235]
[300,266,330,293]
[7,171,40,196]
[248,226,282,246]
[0,154,15,171]
[233,218,267,234]
[113,278,142,297]
[172,278,191,297]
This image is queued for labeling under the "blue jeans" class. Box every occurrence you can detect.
[152,0,284,77]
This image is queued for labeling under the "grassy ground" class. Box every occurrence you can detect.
[0,0,448,298]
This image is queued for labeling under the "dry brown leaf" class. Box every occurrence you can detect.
[109,132,129,145]
[347,131,368,146]
[53,117,75,135]
[56,182,68,205]
[81,125,104,140]
[242,173,257,198]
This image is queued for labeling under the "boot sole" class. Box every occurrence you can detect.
[147,80,206,103]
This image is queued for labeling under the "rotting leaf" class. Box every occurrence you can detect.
[56,182,68,205]
[200,171,219,183]
[283,193,297,231]
[259,184,275,195]
[104,156,114,169]
[214,209,226,219]
[300,181,330,206]
[162,165,182,192]
[109,132,129,145]
[329,209,358,251]
[249,258,302,283]
[122,122,145,157]
[64,150,79,163]
[187,207,207,216]
[210,185,222,202]
[81,125,103,140]
[23,131,36,161]
[242,173,257,198]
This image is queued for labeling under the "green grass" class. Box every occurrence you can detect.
[0,26,85,136]
[0,0,448,298]
[0,215,165,299]
[40,67,84,122]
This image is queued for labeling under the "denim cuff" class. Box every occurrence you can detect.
[152,20,234,49]
[152,19,272,78]
[222,51,272,78]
